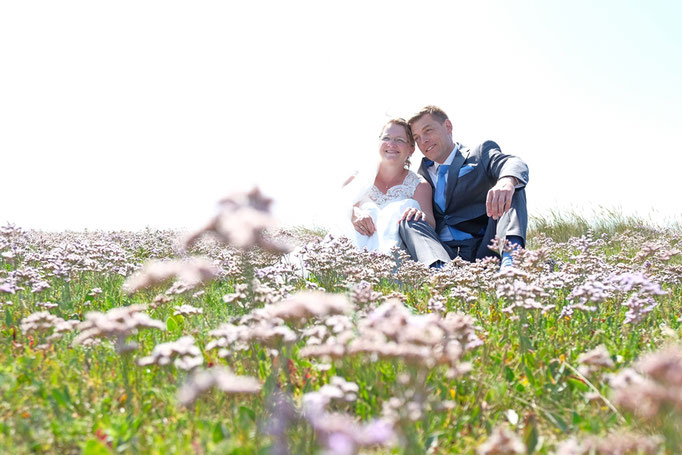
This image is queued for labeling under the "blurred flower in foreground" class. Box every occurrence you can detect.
[488,236,516,256]
[609,344,682,420]
[257,291,352,325]
[0,282,16,294]
[302,377,396,455]
[265,391,299,455]
[20,311,80,347]
[206,291,351,359]
[302,376,359,417]
[556,432,661,455]
[183,188,290,254]
[206,315,298,359]
[300,299,481,379]
[173,304,203,317]
[73,304,164,353]
[350,280,383,308]
[577,344,614,375]
[177,366,261,406]
[122,257,219,295]
[137,335,203,371]
[20,311,65,334]
[476,424,525,455]
[36,301,58,309]
[88,288,103,297]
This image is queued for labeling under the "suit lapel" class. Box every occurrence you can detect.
[418,159,434,188]
[444,144,469,208]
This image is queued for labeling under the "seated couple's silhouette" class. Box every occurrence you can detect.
[342,105,528,268]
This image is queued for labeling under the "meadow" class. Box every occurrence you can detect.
[1,191,681,454]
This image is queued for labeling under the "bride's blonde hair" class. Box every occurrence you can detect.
[381,118,415,169]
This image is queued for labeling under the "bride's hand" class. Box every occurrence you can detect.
[352,207,376,236]
[399,207,426,223]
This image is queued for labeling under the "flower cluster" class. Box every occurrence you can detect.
[20,311,79,347]
[298,235,395,286]
[207,291,352,359]
[302,377,396,455]
[301,299,481,378]
[609,344,682,419]
[172,304,203,317]
[137,336,203,371]
[476,424,525,455]
[577,344,615,375]
[183,188,290,254]
[122,257,219,295]
[206,317,297,358]
[349,280,383,309]
[73,304,164,353]
[176,366,261,406]
[607,272,668,324]
[256,291,352,325]
[3,206,682,454]
[556,432,662,455]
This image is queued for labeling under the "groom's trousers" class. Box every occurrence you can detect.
[399,189,527,265]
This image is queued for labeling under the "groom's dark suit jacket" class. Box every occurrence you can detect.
[417,140,529,260]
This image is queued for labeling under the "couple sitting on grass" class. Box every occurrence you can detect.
[343,105,529,268]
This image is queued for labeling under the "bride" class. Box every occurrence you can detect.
[342,118,435,254]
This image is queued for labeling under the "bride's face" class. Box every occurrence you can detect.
[379,123,414,165]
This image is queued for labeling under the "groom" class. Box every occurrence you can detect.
[399,105,528,267]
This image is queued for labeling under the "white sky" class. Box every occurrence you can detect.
[2,1,681,231]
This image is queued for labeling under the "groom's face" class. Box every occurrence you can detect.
[410,114,454,164]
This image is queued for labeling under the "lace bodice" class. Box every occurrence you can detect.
[366,171,422,208]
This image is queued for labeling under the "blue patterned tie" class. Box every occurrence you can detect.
[435,165,450,211]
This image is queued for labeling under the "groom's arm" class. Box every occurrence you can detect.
[484,140,529,186]
[481,141,529,220]
[400,182,436,229]
[487,176,518,221]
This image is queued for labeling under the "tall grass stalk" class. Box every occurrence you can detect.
[527,208,673,245]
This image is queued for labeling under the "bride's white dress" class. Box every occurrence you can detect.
[353,171,422,254]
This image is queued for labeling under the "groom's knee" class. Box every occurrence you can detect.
[399,219,422,235]
[399,219,437,240]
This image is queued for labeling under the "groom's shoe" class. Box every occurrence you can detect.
[499,236,524,270]
[500,251,514,268]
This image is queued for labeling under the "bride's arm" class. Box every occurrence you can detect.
[343,174,376,236]
[342,174,356,187]
[412,182,436,229]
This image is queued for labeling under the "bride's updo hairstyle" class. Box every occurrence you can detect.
[381,118,415,169]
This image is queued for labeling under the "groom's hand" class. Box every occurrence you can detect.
[399,207,426,223]
[486,176,517,220]
[352,207,376,236]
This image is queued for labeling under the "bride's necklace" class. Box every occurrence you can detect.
[376,170,407,193]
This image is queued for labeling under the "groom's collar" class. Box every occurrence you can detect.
[425,143,460,169]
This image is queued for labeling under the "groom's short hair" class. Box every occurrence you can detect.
[408,105,449,126]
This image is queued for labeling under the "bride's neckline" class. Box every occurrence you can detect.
[373,170,410,195]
